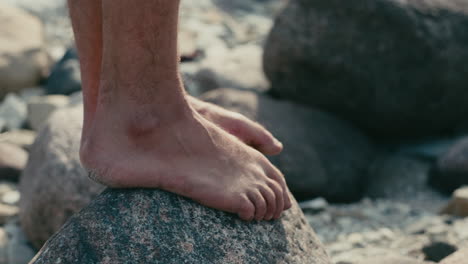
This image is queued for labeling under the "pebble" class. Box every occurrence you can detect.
[441,187,468,217]
[0,94,27,132]
[27,95,70,131]
[0,130,36,151]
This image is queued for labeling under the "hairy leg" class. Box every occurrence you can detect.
[76,0,291,221]
[68,0,283,156]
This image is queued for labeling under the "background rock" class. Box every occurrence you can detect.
[27,95,69,131]
[19,105,104,250]
[201,88,375,202]
[31,188,331,264]
[0,94,27,132]
[430,136,468,193]
[0,3,49,98]
[422,241,458,262]
[0,143,27,182]
[0,130,36,151]
[45,48,81,95]
[264,0,468,138]
[441,187,468,217]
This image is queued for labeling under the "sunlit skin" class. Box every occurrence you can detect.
[68,0,292,221]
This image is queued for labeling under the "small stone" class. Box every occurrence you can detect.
[27,95,69,131]
[0,129,36,151]
[0,94,27,131]
[0,3,49,98]
[422,241,458,262]
[0,143,28,181]
[2,190,20,205]
[18,87,46,103]
[0,204,18,225]
[299,197,328,214]
[441,187,468,217]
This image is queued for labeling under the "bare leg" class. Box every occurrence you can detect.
[68,0,102,139]
[68,0,283,156]
[76,0,291,221]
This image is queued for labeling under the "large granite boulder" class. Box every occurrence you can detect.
[31,188,331,263]
[19,105,104,250]
[201,88,375,202]
[264,0,468,138]
[429,136,468,193]
[0,3,49,98]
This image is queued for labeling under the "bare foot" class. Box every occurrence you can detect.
[80,96,292,221]
[188,96,283,156]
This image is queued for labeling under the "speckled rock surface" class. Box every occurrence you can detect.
[19,105,104,249]
[201,88,375,202]
[264,0,468,138]
[31,189,331,264]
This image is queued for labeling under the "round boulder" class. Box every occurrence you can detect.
[19,105,105,249]
[0,3,49,98]
[31,188,331,264]
[264,0,468,138]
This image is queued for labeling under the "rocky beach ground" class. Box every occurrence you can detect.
[0,0,468,263]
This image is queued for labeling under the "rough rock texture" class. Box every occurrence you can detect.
[19,105,104,249]
[31,188,331,264]
[264,0,468,138]
[0,3,49,98]
[441,187,468,217]
[440,248,468,264]
[0,143,28,182]
[430,136,468,193]
[201,88,375,202]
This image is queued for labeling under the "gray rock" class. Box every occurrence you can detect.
[201,88,375,202]
[45,48,82,95]
[19,105,104,249]
[27,95,69,131]
[264,0,468,138]
[422,241,458,262]
[0,3,49,98]
[0,143,28,182]
[430,136,468,193]
[0,94,27,132]
[31,188,331,264]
